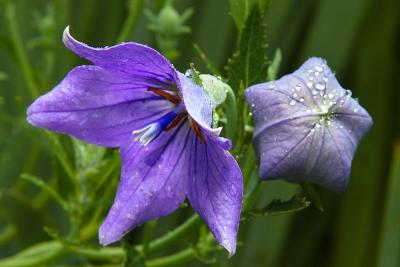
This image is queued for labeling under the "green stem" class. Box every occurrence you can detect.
[0,225,16,246]
[21,173,69,211]
[117,0,144,42]
[66,245,125,261]
[0,242,64,267]
[5,3,40,98]
[44,132,78,192]
[142,221,157,255]
[146,248,195,267]
[137,214,202,255]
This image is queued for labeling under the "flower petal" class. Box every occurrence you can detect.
[186,134,243,256]
[27,65,174,147]
[63,26,178,86]
[176,72,232,149]
[99,122,191,245]
[176,72,212,128]
[245,57,372,191]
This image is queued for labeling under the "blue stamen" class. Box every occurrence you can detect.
[132,104,185,145]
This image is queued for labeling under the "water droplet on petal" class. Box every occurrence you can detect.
[328,93,334,99]
[289,100,296,106]
[315,83,325,90]
[306,82,313,88]
[315,65,323,72]
[299,97,305,102]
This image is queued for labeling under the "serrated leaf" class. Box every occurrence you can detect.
[227,4,268,93]
[243,196,311,220]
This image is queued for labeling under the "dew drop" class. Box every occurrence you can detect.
[315,65,323,72]
[292,93,298,98]
[315,83,325,90]
[328,93,335,99]
[306,82,313,88]
[299,97,305,102]
[289,100,296,106]
[353,108,359,113]
[316,123,321,128]
[312,89,318,95]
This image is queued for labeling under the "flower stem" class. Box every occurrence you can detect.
[136,214,202,255]
[146,248,195,267]
[0,242,64,267]
[117,0,144,42]
[0,225,16,247]
[5,3,40,98]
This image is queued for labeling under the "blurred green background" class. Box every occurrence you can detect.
[0,0,399,266]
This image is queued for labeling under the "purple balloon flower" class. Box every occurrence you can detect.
[245,57,372,192]
[27,27,242,255]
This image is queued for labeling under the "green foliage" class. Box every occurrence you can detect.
[267,48,281,81]
[229,0,270,30]
[227,4,268,93]
[0,0,398,266]
[243,195,311,221]
[376,143,400,267]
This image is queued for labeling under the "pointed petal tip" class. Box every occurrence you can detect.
[220,238,236,257]
[98,223,121,247]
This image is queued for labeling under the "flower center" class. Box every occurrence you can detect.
[131,87,206,145]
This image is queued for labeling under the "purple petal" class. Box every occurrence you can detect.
[186,134,243,255]
[99,122,191,245]
[177,72,212,128]
[245,57,372,191]
[63,26,178,86]
[27,65,174,147]
[177,72,232,149]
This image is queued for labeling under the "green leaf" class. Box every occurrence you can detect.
[376,143,400,267]
[229,0,270,30]
[267,48,282,81]
[243,195,311,221]
[227,4,268,93]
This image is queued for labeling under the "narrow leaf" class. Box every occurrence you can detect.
[376,143,400,267]
[267,48,282,81]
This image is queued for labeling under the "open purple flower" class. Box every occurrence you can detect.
[27,27,242,255]
[245,57,372,192]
